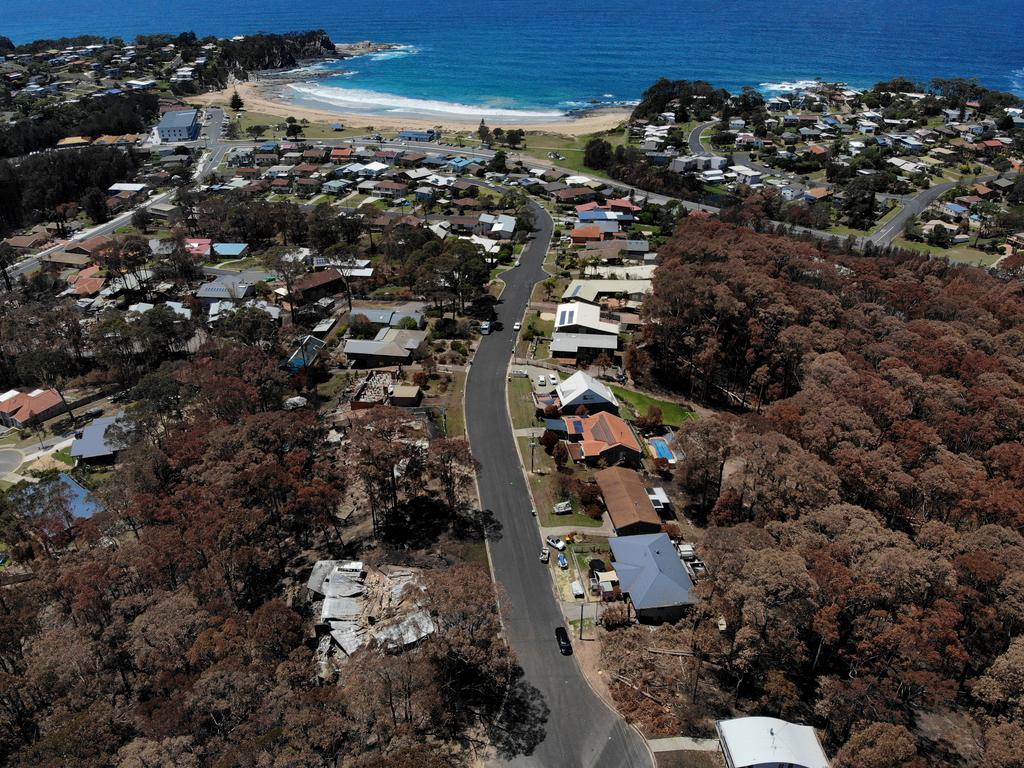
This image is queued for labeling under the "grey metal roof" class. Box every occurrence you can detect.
[158,109,198,129]
[70,415,126,459]
[550,333,619,354]
[609,533,696,610]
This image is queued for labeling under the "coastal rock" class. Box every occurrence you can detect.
[334,40,403,58]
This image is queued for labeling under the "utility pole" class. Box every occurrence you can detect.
[529,437,536,473]
[579,602,584,640]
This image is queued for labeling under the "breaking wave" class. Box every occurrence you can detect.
[286,82,568,122]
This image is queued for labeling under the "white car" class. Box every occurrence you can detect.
[548,374,559,386]
[537,375,547,388]
[545,535,566,551]
[513,321,522,331]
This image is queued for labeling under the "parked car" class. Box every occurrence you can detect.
[557,552,568,569]
[513,321,522,331]
[545,535,566,551]
[536,375,547,388]
[555,626,572,655]
[539,547,550,564]
[548,374,558,386]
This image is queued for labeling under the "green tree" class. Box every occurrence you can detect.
[229,90,244,111]
[0,241,16,292]
[477,120,491,145]
[81,187,109,224]
[131,206,152,233]
[584,138,613,170]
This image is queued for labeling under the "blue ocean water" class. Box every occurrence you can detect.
[5,0,1024,118]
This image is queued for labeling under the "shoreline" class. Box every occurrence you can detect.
[190,82,632,136]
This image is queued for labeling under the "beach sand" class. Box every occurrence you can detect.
[190,82,631,136]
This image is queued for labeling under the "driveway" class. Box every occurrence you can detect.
[465,201,651,768]
[0,448,24,478]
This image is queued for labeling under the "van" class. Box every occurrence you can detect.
[480,321,492,335]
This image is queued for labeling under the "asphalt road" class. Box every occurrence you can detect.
[465,201,651,768]
[688,121,717,156]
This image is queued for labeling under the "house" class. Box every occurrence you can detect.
[478,213,516,239]
[554,187,597,205]
[155,109,200,143]
[67,265,106,296]
[571,225,604,245]
[347,302,425,329]
[596,467,663,536]
[729,165,763,186]
[70,414,126,464]
[343,328,427,368]
[558,412,641,466]
[562,279,651,306]
[609,533,697,622]
[803,187,833,204]
[555,371,619,415]
[148,202,180,220]
[295,177,323,197]
[399,129,439,142]
[210,243,249,260]
[65,235,112,257]
[4,232,50,250]
[716,717,830,768]
[375,181,409,198]
[0,388,65,428]
[195,275,254,305]
[554,301,619,336]
[1007,232,1024,255]
[550,333,619,363]
[290,268,346,304]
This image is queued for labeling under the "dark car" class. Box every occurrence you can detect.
[555,626,572,655]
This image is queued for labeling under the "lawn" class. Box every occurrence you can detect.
[53,449,75,466]
[508,376,537,430]
[424,370,466,437]
[516,129,630,177]
[519,437,603,528]
[608,385,698,428]
[218,109,373,140]
[893,238,1001,266]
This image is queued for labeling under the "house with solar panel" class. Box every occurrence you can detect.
[551,301,620,363]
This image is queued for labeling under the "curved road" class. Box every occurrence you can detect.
[465,200,651,768]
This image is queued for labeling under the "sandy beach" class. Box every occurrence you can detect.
[190,82,631,136]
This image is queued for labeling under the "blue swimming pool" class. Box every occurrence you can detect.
[650,438,675,462]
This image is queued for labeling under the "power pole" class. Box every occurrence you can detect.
[529,437,536,473]
[579,602,584,640]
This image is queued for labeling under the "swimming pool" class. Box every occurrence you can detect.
[649,437,676,464]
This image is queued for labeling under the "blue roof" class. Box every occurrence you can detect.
[945,203,968,214]
[259,142,279,152]
[22,473,103,525]
[158,109,199,129]
[609,533,696,610]
[544,418,567,432]
[212,243,248,257]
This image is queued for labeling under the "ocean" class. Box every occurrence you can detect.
[5,0,1024,121]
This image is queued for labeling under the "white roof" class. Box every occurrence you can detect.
[555,371,619,409]
[717,717,829,768]
[554,301,619,335]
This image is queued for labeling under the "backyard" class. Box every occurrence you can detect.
[609,385,698,428]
